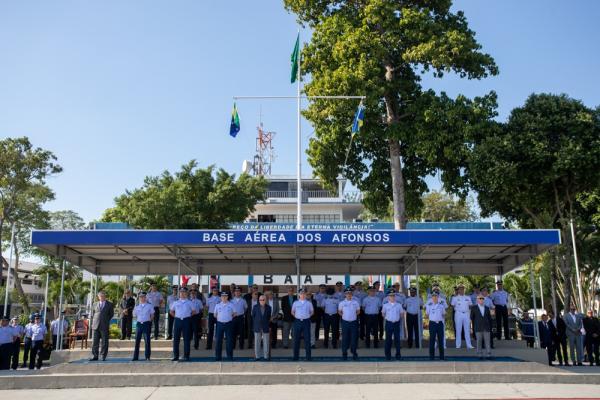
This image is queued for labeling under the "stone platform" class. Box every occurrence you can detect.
[2,339,599,389]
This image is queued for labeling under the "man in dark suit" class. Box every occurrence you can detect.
[120,290,135,340]
[252,294,272,360]
[244,285,261,350]
[280,287,297,349]
[90,290,115,361]
[470,294,493,359]
[548,310,569,366]
[538,313,555,366]
[583,309,600,366]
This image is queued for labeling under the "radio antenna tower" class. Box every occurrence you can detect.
[253,113,276,176]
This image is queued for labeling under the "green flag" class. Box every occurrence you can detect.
[291,33,300,83]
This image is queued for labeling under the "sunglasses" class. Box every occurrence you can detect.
[478,297,485,300]
[259,299,266,301]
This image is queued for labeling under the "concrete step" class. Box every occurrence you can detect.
[1,361,599,389]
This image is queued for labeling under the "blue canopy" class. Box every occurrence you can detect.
[31,229,560,276]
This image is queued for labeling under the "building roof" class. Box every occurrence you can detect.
[31,229,561,276]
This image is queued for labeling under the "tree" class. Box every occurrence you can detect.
[101,161,267,229]
[468,93,600,311]
[418,190,477,222]
[283,0,498,228]
[0,137,62,314]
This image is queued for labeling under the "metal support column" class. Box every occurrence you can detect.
[528,253,540,349]
[57,257,66,350]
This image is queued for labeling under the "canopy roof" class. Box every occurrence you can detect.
[31,229,561,277]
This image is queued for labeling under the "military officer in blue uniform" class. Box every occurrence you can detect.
[373,281,385,340]
[231,287,248,349]
[214,291,236,361]
[491,281,510,340]
[333,281,345,301]
[166,285,178,340]
[0,316,16,370]
[189,289,204,350]
[362,286,382,348]
[426,292,446,360]
[404,287,423,348]
[322,287,340,348]
[147,283,164,340]
[291,288,314,361]
[9,317,24,370]
[206,286,221,350]
[21,314,34,368]
[338,288,360,360]
[169,287,195,361]
[27,314,47,369]
[132,291,154,361]
[382,289,404,360]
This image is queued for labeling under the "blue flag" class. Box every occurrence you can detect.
[230,103,240,137]
[351,102,365,135]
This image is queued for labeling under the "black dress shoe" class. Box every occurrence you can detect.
[131,358,138,361]
[167,336,173,340]
[352,354,358,361]
[145,358,151,361]
[171,357,179,362]
[578,362,583,366]
[89,357,98,361]
[101,356,106,361]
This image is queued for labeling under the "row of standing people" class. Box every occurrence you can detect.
[0,314,47,370]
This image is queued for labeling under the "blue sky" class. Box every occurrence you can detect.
[0,1,598,223]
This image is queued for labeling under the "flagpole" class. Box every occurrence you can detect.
[296,28,302,231]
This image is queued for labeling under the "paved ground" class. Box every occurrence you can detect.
[3,384,600,399]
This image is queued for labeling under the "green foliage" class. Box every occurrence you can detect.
[467,93,600,310]
[101,160,267,229]
[417,190,477,222]
[284,0,498,226]
[109,323,121,339]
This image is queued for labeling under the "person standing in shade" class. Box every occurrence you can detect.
[28,314,47,369]
[480,287,495,348]
[353,282,367,340]
[265,291,280,349]
[314,284,327,342]
[21,315,34,368]
[322,287,340,349]
[120,290,135,340]
[166,285,178,340]
[333,281,345,301]
[231,287,248,349]
[471,294,493,359]
[291,288,314,361]
[50,312,68,350]
[362,286,382,348]
[338,288,360,361]
[90,290,114,361]
[280,286,297,349]
[373,281,385,340]
[252,294,272,361]
[548,310,569,366]
[244,285,261,349]
[214,291,236,361]
[405,287,423,349]
[451,284,473,349]
[491,281,510,340]
[0,316,16,370]
[205,287,221,350]
[565,305,584,366]
[147,284,164,340]
[132,291,154,361]
[539,314,555,366]
[382,289,404,360]
[9,317,24,370]
[189,289,204,350]
[583,309,600,366]
[426,292,446,361]
[306,291,319,348]
[169,287,195,362]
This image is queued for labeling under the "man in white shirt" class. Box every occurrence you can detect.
[291,288,314,361]
[338,288,360,360]
[451,284,473,349]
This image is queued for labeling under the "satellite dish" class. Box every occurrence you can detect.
[242,160,253,174]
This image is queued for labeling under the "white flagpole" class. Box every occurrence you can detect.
[570,219,584,311]
[296,28,302,231]
[3,223,16,316]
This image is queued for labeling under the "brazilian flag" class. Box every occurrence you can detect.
[229,103,240,138]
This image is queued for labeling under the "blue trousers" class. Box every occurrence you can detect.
[133,321,151,360]
[429,321,445,360]
[384,320,401,359]
[341,320,358,357]
[323,313,340,347]
[215,321,234,361]
[293,319,311,360]
[173,317,191,359]
[365,314,379,347]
